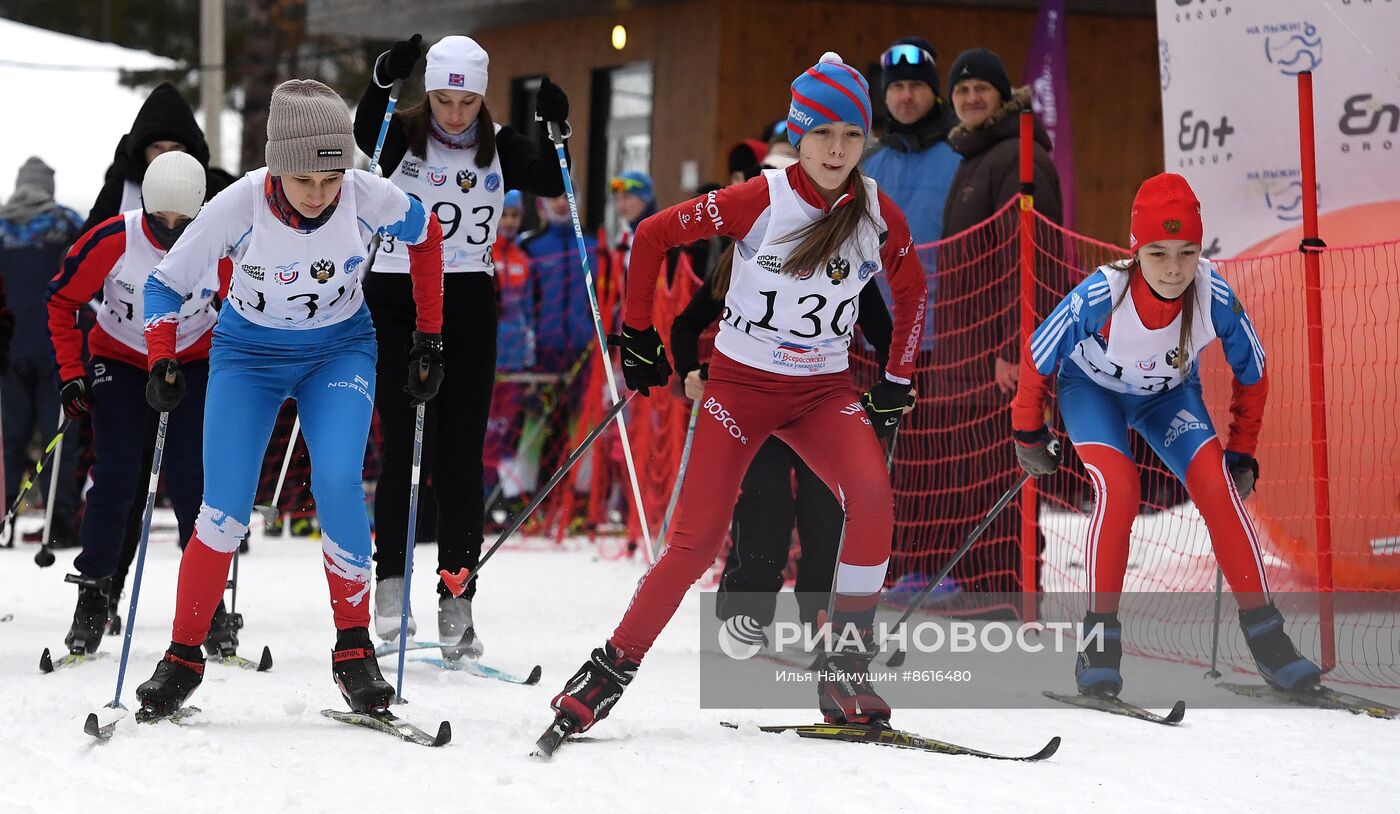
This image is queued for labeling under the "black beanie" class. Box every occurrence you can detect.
[881,36,941,95]
[947,48,1012,103]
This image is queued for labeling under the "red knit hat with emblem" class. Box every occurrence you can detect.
[1129,173,1203,252]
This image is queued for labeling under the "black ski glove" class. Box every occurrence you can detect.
[60,376,94,420]
[1225,451,1259,500]
[861,377,915,439]
[535,76,570,126]
[405,331,445,404]
[608,325,671,396]
[1013,426,1060,477]
[377,34,423,84]
[146,358,186,413]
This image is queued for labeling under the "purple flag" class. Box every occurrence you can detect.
[1024,0,1075,228]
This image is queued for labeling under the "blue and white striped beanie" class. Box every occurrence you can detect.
[786,52,872,146]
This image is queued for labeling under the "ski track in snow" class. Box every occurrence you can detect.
[2,516,1398,813]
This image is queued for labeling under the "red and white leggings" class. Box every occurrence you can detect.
[609,353,893,662]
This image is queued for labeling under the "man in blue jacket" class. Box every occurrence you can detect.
[861,38,961,603]
[864,37,961,248]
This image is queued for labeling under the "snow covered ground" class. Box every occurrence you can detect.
[2,515,1398,813]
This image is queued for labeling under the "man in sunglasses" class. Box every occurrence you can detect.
[862,37,962,607]
[863,37,961,251]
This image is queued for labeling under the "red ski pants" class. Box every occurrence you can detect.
[610,353,894,661]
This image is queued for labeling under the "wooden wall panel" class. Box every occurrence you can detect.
[716,0,1162,245]
[1061,13,1163,245]
[475,0,1161,245]
[474,2,722,224]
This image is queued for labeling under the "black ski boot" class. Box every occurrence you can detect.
[550,642,638,732]
[136,643,205,719]
[332,627,394,713]
[1239,603,1322,691]
[106,592,123,635]
[1075,611,1123,698]
[203,599,242,658]
[63,574,111,655]
[818,627,891,726]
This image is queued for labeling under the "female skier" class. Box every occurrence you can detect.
[354,34,571,658]
[1011,172,1321,696]
[48,151,223,658]
[547,53,927,736]
[669,248,894,644]
[134,79,445,718]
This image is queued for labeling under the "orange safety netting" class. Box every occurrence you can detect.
[499,210,1400,687]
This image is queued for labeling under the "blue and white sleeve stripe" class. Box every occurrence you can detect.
[1209,270,1266,384]
[1030,272,1107,374]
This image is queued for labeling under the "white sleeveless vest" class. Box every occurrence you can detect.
[101,210,219,354]
[374,125,505,275]
[224,171,369,329]
[1069,265,1217,394]
[714,169,885,376]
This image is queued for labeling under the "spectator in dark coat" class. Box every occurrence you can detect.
[939,47,1063,397]
[0,157,85,546]
[924,48,1063,602]
[82,82,234,234]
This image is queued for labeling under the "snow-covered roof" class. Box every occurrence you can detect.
[0,19,237,216]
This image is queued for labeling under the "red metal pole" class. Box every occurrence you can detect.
[1018,110,1039,621]
[1296,70,1335,671]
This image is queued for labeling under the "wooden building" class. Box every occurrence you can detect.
[309,0,1162,245]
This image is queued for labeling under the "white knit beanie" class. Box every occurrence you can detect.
[142,151,206,219]
[425,36,489,95]
[265,79,356,175]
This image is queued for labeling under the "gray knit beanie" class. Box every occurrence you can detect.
[265,79,356,175]
[15,157,54,196]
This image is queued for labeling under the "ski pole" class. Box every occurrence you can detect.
[395,360,429,704]
[0,417,72,565]
[1205,566,1225,679]
[440,393,634,599]
[36,407,68,566]
[654,399,700,558]
[111,412,159,614]
[360,79,404,273]
[545,118,655,562]
[253,414,300,527]
[86,379,177,735]
[884,440,1059,668]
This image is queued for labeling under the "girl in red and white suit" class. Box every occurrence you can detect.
[548,52,928,737]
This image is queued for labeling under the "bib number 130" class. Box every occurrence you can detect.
[724,290,857,339]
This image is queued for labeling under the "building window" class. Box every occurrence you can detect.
[588,61,652,235]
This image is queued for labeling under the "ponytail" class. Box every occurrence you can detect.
[1173,283,1195,374]
[708,243,737,298]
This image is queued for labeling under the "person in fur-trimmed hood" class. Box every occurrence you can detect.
[942,48,1062,238]
[921,48,1063,600]
[940,47,1063,395]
